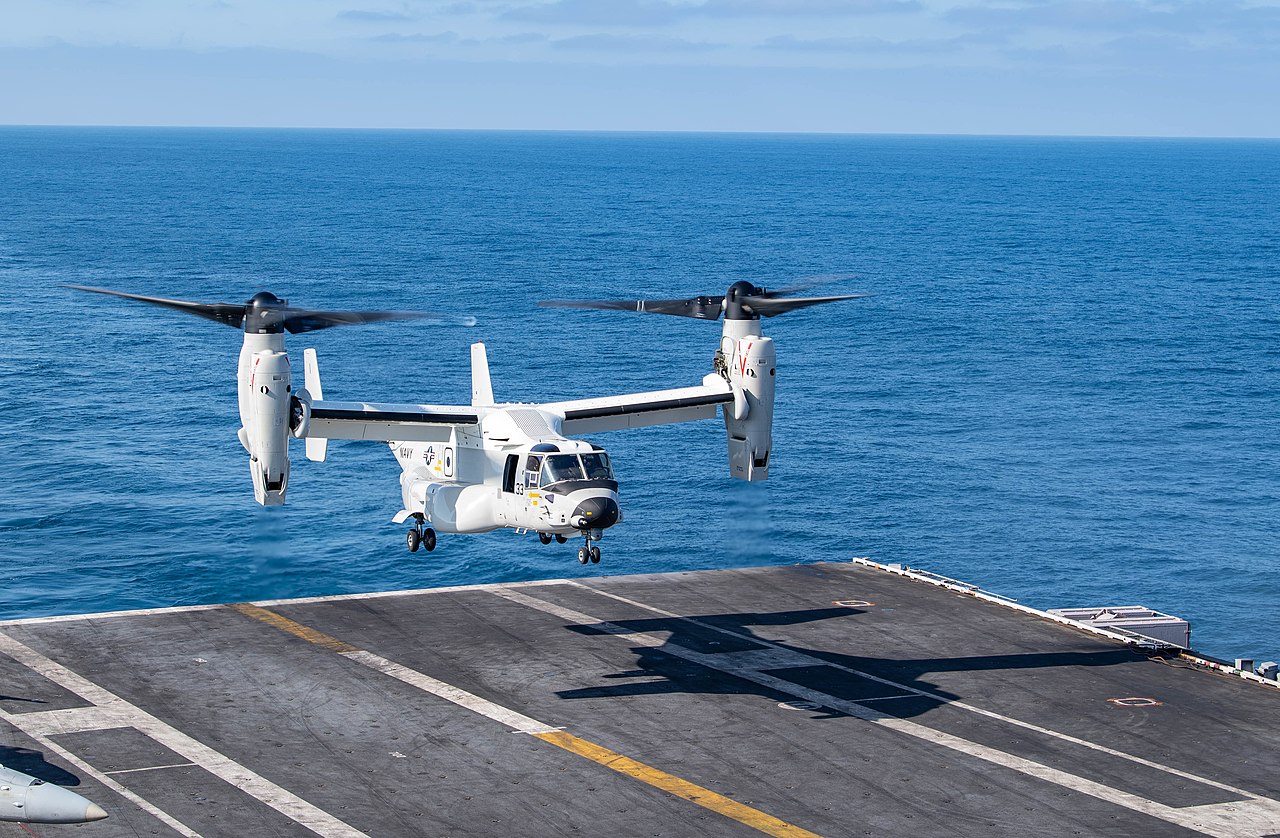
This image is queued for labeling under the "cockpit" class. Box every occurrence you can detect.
[503,441,622,548]
[522,450,616,490]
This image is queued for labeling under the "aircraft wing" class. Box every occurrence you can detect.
[544,376,733,435]
[306,400,478,443]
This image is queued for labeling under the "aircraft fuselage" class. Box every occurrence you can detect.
[391,406,620,537]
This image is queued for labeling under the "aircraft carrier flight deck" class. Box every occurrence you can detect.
[1,559,1277,837]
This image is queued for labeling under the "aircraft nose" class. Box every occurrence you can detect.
[572,496,620,529]
[21,782,108,823]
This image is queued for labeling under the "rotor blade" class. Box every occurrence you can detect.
[756,273,861,299]
[539,296,723,320]
[62,285,246,328]
[280,309,476,333]
[743,293,870,317]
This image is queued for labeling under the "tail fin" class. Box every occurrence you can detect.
[471,342,494,406]
[303,348,328,462]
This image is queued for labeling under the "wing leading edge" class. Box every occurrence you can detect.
[545,376,733,435]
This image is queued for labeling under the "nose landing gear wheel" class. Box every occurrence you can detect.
[577,547,590,564]
[423,528,436,552]
[539,532,552,545]
[406,529,421,552]
[555,534,567,544]
[589,545,601,563]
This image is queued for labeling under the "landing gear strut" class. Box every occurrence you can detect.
[406,515,436,553]
[577,529,602,564]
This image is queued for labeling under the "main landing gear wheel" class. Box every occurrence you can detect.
[407,517,437,553]
[590,545,600,564]
[555,534,567,544]
[539,532,552,545]
[578,547,590,564]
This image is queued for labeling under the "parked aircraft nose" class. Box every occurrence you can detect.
[21,782,108,823]
[572,496,620,529]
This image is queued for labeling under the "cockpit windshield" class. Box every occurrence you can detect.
[534,452,615,486]
[581,452,614,480]
[541,454,585,485]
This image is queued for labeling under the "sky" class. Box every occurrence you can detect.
[2,0,1278,136]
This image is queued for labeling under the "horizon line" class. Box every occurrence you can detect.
[2,123,1278,142]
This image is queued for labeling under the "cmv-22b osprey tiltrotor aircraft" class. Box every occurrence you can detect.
[69,281,864,564]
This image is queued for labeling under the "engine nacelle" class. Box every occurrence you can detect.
[289,389,312,439]
[245,349,291,505]
[721,330,775,481]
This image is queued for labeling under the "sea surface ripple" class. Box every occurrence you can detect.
[1,127,1277,663]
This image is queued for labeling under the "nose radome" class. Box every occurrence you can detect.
[572,496,620,529]
[22,782,108,824]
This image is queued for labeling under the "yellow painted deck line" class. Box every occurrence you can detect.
[535,730,821,838]
[570,580,1275,802]
[231,603,825,838]
[499,586,1280,838]
[229,602,360,653]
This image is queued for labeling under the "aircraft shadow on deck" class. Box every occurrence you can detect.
[556,606,1146,720]
[0,746,82,786]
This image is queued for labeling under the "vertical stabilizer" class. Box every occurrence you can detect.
[471,342,494,406]
[303,348,328,463]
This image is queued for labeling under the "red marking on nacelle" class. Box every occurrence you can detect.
[737,341,753,376]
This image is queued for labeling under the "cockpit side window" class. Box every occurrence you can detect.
[581,452,614,480]
[524,454,543,488]
[541,454,585,485]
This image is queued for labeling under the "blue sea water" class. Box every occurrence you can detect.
[1,127,1277,664]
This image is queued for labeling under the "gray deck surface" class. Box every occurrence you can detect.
[1,561,1277,837]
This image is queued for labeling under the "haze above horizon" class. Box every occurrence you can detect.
[2,1,1278,138]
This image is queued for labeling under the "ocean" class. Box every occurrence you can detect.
[1,127,1277,664]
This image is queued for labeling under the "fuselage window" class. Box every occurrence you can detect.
[541,454,585,485]
[581,452,614,480]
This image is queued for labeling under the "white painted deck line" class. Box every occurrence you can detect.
[0,578,574,627]
[14,705,132,737]
[851,558,1280,692]
[0,604,225,627]
[341,650,560,735]
[495,587,1280,838]
[104,763,199,776]
[0,706,202,837]
[576,578,1278,804]
[0,630,370,838]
